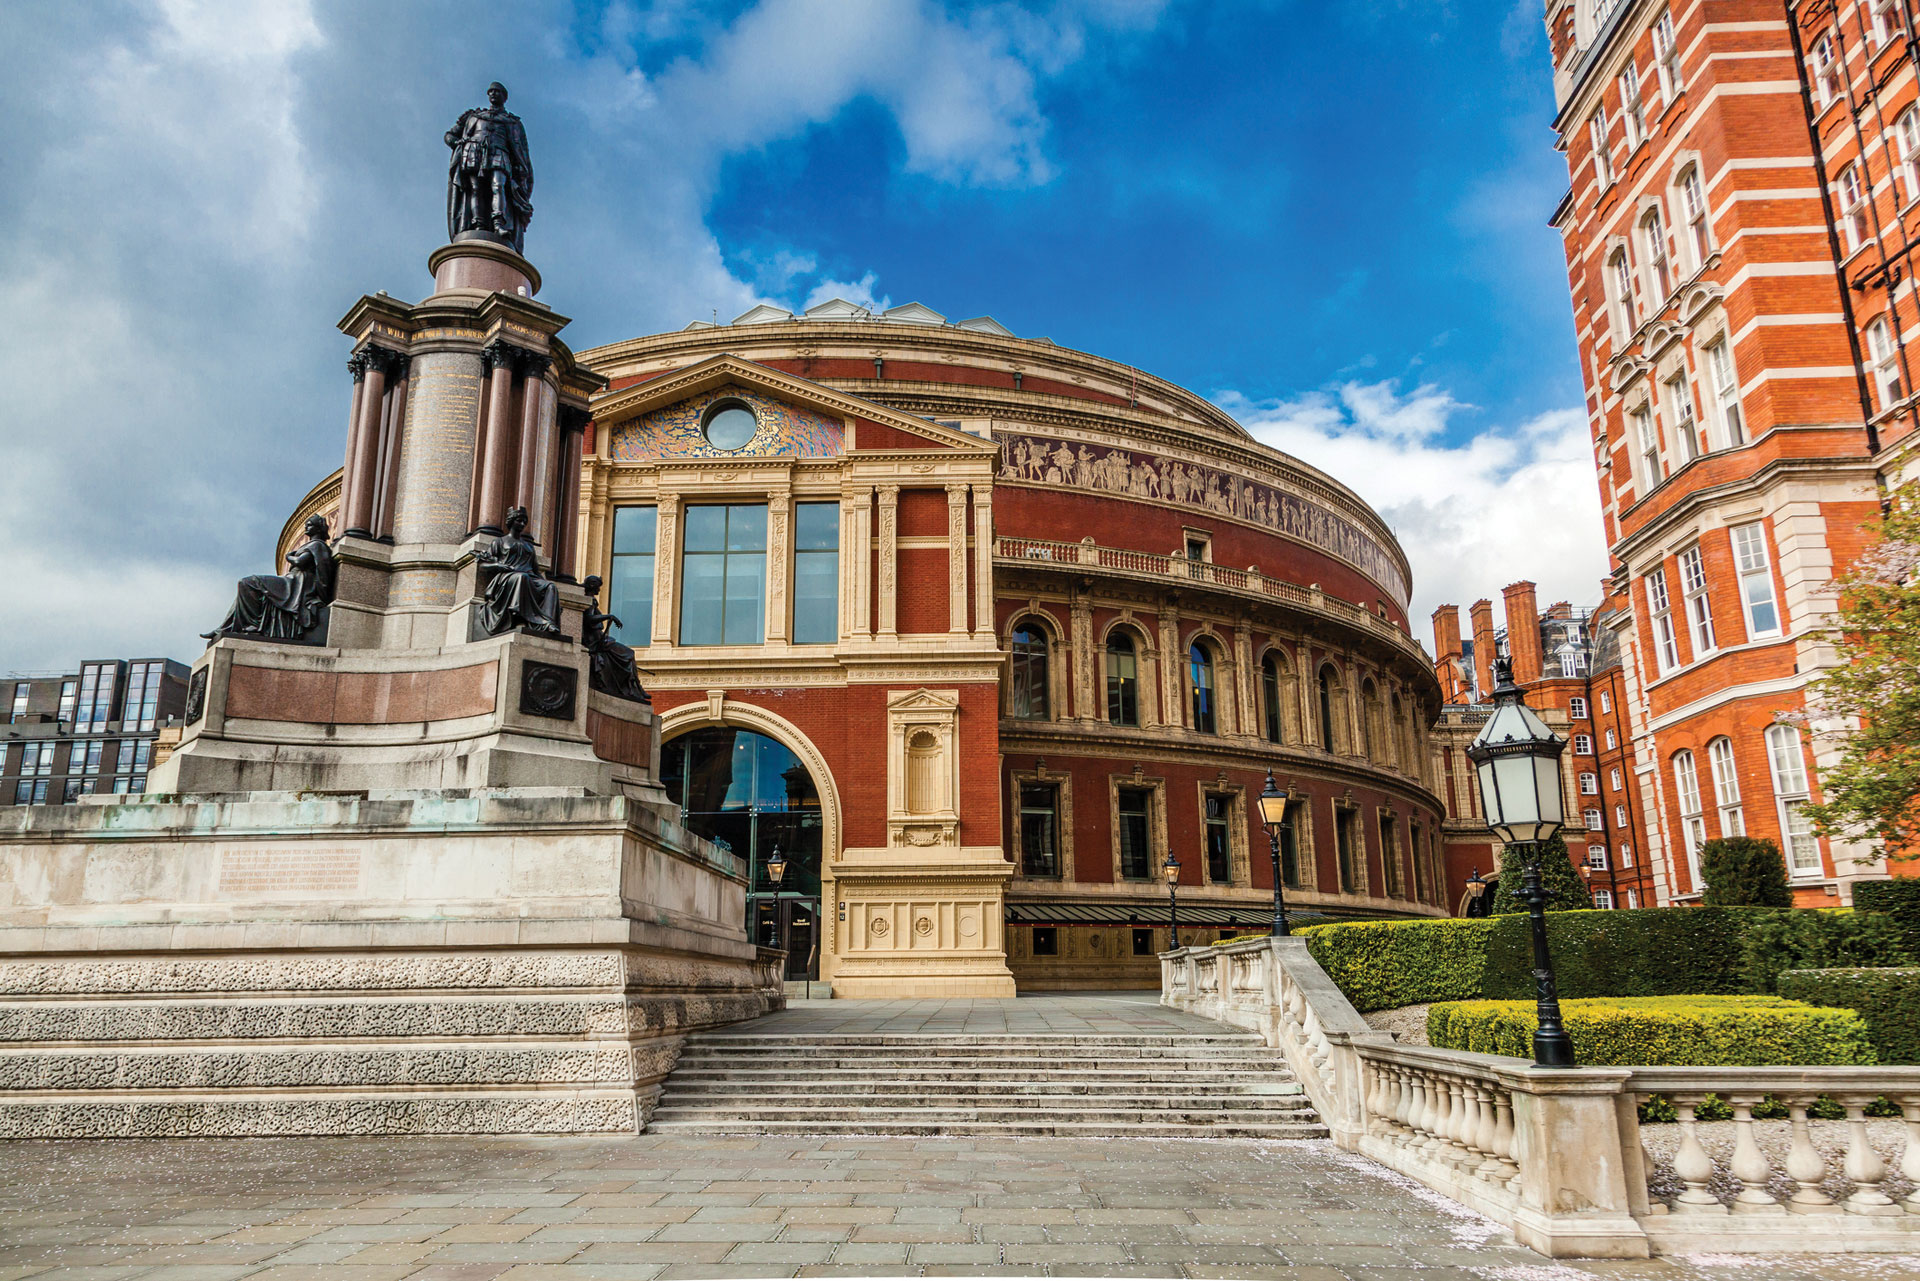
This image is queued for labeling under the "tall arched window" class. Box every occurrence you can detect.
[1360,678,1380,761]
[1672,750,1705,888]
[1765,724,1821,876]
[1640,205,1671,301]
[1010,620,1050,720]
[1609,248,1637,339]
[1261,654,1285,744]
[1106,632,1139,727]
[1189,643,1217,734]
[1317,664,1339,751]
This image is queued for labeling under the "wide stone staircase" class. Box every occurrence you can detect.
[648,1027,1325,1138]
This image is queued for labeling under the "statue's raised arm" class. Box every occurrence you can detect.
[445,82,534,255]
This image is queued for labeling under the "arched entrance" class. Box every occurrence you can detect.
[661,726,825,980]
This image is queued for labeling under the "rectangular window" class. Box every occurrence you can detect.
[1585,808,1605,831]
[1840,164,1870,251]
[1647,567,1679,673]
[1680,167,1710,268]
[74,668,97,732]
[1606,728,1618,750]
[679,504,767,646]
[1335,807,1359,893]
[1593,889,1615,910]
[1678,546,1715,657]
[1664,371,1697,463]
[1018,783,1059,879]
[1901,108,1920,202]
[1621,843,1635,868]
[1652,10,1682,100]
[1868,318,1903,409]
[1117,787,1154,881]
[1644,210,1672,301]
[1570,696,1588,719]
[1110,641,1141,727]
[1600,690,1612,713]
[1876,0,1900,46]
[1674,751,1706,886]
[1204,794,1233,884]
[1767,725,1822,875]
[1813,34,1841,108]
[1611,767,1622,790]
[1587,846,1609,870]
[1705,341,1744,447]
[609,505,658,647]
[1614,254,1639,338]
[1589,111,1612,188]
[11,780,28,805]
[1132,928,1155,956]
[1633,407,1662,491]
[1620,62,1647,146]
[1574,734,1594,755]
[791,502,839,645]
[1580,772,1599,795]
[1378,812,1401,898]
[1616,803,1629,826]
[1625,888,1639,908]
[57,680,75,722]
[1032,926,1057,956]
[1730,523,1781,638]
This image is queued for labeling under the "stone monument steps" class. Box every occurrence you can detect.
[652,1025,1324,1138]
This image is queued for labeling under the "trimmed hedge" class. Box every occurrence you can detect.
[1739,909,1911,993]
[1479,908,1759,1000]
[1427,995,1878,1067]
[1297,918,1491,1013]
[1855,879,1920,953]
[1777,967,1920,1065]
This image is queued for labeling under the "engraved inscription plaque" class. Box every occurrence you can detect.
[392,351,483,545]
[218,847,363,896]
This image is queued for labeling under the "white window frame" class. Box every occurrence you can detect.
[1813,33,1842,109]
[1673,750,1706,888]
[1616,803,1629,826]
[1590,110,1613,188]
[1606,728,1618,749]
[1599,690,1612,713]
[1631,405,1661,491]
[1679,544,1715,657]
[1625,887,1639,908]
[1708,736,1744,837]
[1704,339,1745,448]
[1874,0,1900,48]
[1611,250,1639,340]
[1840,163,1870,251]
[1663,369,1697,464]
[1620,844,1635,870]
[1580,772,1600,795]
[1587,845,1609,870]
[1647,566,1679,673]
[1678,165,1710,268]
[1729,522,1781,639]
[1868,316,1903,409]
[1574,734,1595,755]
[1900,108,1920,203]
[1610,767,1622,790]
[1594,889,1615,910]
[1652,10,1682,101]
[1570,696,1588,719]
[1765,724,1822,877]
[1584,807,1605,831]
[1621,61,1648,147]
[1642,206,1672,302]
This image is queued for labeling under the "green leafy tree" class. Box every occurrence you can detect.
[1802,483,1920,872]
[1700,836,1793,908]
[1488,832,1594,915]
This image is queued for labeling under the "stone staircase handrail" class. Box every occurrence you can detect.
[1163,934,1920,1260]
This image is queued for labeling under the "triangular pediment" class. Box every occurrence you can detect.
[591,354,993,457]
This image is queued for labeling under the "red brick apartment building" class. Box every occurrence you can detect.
[1541,0,1920,905]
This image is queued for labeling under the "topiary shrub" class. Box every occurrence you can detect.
[1427,995,1877,1066]
[1296,917,1492,1012]
[1777,968,1920,1064]
[1480,907,1762,1000]
[1854,879,1920,953]
[1487,833,1593,915]
[1700,836,1792,907]
[1738,908,1912,994]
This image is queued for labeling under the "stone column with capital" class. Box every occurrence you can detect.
[1071,593,1095,721]
[342,349,392,536]
[475,342,519,534]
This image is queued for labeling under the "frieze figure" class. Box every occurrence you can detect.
[580,575,650,704]
[475,507,562,638]
[446,82,534,254]
[203,515,336,646]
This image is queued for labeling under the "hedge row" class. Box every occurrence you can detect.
[1296,918,1491,1012]
[1855,879,1920,953]
[1300,906,1914,1012]
[1427,996,1878,1067]
[1777,968,1920,1065]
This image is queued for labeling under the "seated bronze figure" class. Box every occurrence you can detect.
[581,575,649,703]
[204,515,336,646]
[475,506,562,637]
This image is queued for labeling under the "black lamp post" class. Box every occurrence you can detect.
[1257,771,1291,937]
[762,844,787,950]
[1465,656,1576,1069]
[1465,866,1488,919]
[1164,851,1182,949]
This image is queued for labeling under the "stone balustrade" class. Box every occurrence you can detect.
[1164,936,1920,1258]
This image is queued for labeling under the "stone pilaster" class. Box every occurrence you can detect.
[1158,605,1183,730]
[652,494,680,646]
[947,484,970,638]
[877,484,899,639]
[766,492,792,645]
[971,488,994,642]
[1071,592,1095,721]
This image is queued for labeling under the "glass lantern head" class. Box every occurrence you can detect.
[1465,657,1567,846]
[1257,771,1289,831]
[1163,853,1181,884]
[765,843,787,886]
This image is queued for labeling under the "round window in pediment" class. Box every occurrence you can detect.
[702,401,759,451]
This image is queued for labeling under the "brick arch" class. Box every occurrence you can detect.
[656,699,843,868]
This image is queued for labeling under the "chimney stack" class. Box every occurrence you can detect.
[1469,599,1496,701]
[1503,581,1543,685]
[1430,604,1466,703]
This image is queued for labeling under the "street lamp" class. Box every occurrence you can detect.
[765,843,786,888]
[1465,656,1576,1069]
[1257,771,1292,938]
[1465,866,1488,918]
[1164,851,1182,950]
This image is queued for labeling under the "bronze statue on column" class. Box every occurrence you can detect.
[446,82,534,254]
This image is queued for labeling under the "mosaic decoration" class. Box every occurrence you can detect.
[611,386,843,461]
[997,431,1409,605]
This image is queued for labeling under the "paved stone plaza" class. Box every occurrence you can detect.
[3,1130,1914,1281]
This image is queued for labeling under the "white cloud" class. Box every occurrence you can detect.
[1219,380,1610,649]
[803,271,891,313]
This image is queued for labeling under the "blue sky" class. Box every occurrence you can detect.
[0,0,1601,671]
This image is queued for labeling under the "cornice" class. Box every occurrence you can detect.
[1612,448,1881,565]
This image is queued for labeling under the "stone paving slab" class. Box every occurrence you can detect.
[1,1134,1913,1280]
[695,995,1234,1039]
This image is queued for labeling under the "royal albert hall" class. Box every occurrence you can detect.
[293,299,1448,996]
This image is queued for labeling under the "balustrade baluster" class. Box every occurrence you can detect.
[1672,1102,1727,1213]
[1843,1102,1900,1215]
[1784,1095,1837,1214]
[1393,1066,1416,1136]
[1901,1095,1920,1212]
[1471,1084,1503,1180]
[1407,1072,1434,1150]
[1443,1078,1474,1166]
[1728,1095,1784,1214]
[1491,1090,1520,1187]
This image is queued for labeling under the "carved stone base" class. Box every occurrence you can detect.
[826,846,1017,998]
[0,788,782,1137]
